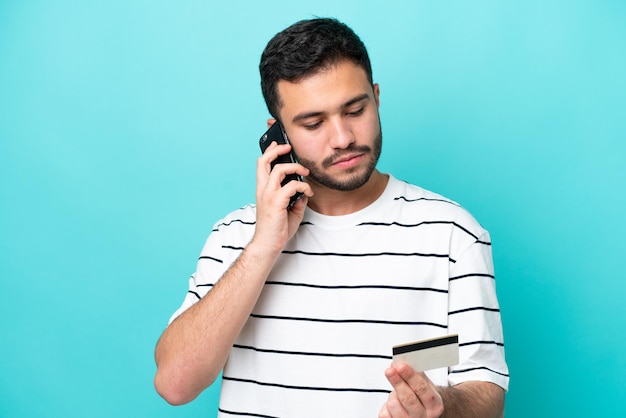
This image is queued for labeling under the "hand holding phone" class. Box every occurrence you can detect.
[259,122,304,209]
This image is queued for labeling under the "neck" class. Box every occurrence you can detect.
[306,171,389,216]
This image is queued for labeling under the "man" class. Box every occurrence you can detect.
[154,18,509,417]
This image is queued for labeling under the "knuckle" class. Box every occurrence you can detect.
[400,392,419,409]
[413,380,429,395]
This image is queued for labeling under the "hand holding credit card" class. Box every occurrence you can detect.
[392,334,459,372]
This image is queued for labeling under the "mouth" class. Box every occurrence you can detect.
[322,145,372,169]
[331,153,365,168]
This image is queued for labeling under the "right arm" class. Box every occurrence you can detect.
[153,141,312,405]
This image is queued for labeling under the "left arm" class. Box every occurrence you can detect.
[379,363,505,418]
[438,380,504,418]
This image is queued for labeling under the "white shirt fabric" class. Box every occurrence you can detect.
[169,175,509,418]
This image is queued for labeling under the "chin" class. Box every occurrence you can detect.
[310,166,375,192]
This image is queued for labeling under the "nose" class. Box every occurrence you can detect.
[328,117,355,149]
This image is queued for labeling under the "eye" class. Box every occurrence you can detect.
[303,121,322,130]
[347,106,365,117]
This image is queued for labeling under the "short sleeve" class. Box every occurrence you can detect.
[447,230,509,391]
[167,205,257,325]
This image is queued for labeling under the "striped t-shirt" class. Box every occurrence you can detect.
[169,175,509,417]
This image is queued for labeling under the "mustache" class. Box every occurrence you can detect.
[321,145,372,168]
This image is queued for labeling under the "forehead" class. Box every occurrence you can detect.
[276,61,372,122]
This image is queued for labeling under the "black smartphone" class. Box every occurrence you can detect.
[259,122,304,209]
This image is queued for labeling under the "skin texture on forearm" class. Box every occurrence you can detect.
[439,382,505,418]
[153,240,279,405]
[154,141,313,406]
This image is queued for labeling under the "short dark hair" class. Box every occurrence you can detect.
[260,18,373,119]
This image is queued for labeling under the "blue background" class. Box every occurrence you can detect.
[1,1,624,416]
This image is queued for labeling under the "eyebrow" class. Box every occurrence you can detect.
[291,93,371,124]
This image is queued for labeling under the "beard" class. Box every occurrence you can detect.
[295,127,382,192]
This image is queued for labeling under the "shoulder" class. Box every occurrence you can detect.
[390,177,460,207]
[388,176,488,238]
[210,204,257,234]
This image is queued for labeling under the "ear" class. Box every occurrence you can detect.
[267,118,276,129]
[373,83,380,108]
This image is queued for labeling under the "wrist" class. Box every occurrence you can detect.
[244,237,283,270]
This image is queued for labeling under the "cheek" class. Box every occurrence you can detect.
[292,140,320,165]
[292,131,328,161]
[358,110,381,136]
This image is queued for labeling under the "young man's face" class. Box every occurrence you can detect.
[276,60,382,191]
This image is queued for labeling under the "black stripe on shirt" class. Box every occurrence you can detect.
[281,249,451,259]
[218,408,278,418]
[393,195,460,207]
[357,220,482,241]
[222,376,391,394]
[198,255,223,263]
[265,281,448,294]
[450,366,510,378]
[222,246,456,262]
[223,245,246,251]
[459,340,505,348]
[449,273,495,281]
[232,344,392,360]
[449,306,500,315]
[188,284,213,300]
[452,223,484,242]
[214,219,256,230]
[249,313,447,329]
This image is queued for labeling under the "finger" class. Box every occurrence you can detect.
[268,162,309,181]
[257,141,277,180]
[395,364,443,413]
[378,397,390,418]
[379,392,409,418]
[387,391,411,418]
[288,195,308,215]
[379,404,393,418]
[258,166,310,212]
[261,141,291,159]
[385,366,424,415]
[257,142,293,181]
[265,168,309,203]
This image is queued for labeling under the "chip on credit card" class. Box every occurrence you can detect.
[392,334,459,372]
